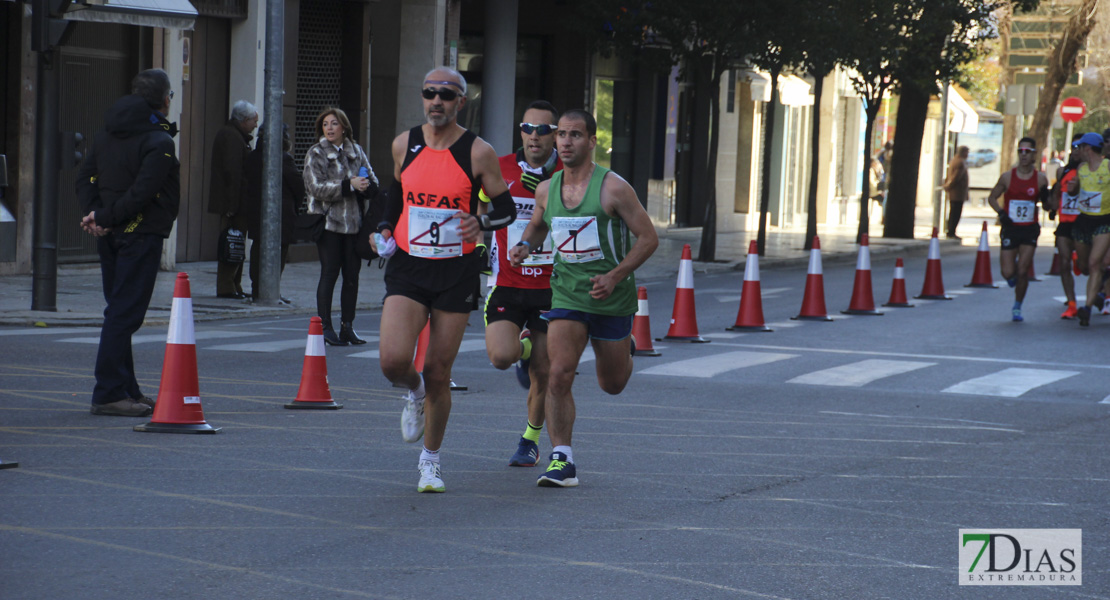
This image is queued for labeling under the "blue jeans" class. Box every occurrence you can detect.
[92,232,163,405]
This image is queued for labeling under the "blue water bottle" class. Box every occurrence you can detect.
[358,166,369,178]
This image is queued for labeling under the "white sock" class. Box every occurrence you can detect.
[553,445,573,464]
[412,373,426,401]
[420,447,439,463]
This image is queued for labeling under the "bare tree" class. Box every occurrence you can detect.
[1028,0,1101,151]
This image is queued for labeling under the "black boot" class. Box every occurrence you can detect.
[322,319,347,346]
[340,321,366,345]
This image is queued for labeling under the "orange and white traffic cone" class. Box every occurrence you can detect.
[411,318,467,390]
[285,317,342,409]
[135,273,221,434]
[632,286,661,356]
[729,240,772,331]
[1047,247,1061,276]
[664,244,709,342]
[965,221,997,288]
[843,234,883,315]
[882,258,914,307]
[915,228,952,300]
[793,235,833,321]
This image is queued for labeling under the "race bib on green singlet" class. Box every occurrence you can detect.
[408,207,463,258]
[1078,190,1102,214]
[1008,200,1035,224]
[506,219,554,265]
[551,216,602,263]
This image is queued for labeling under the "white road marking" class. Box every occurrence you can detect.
[716,287,790,303]
[763,321,802,328]
[206,337,366,353]
[348,338,486,360]
[0,327,97,336]
[639,351,797,378]
[788,359,935,387]
[1100,395,1110,404]
[721,342,1110,370]
[942,368,1079,398]
[701,332,745,340]
[945,290,974,295]
[579,347,596,364]
[58,330,260,345]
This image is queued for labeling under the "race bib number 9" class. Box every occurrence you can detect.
[551,216,602,263]
[1078,190,1102,214]
[506,219,554,265]
[1008,200,1035,224]
[408,207,462,258]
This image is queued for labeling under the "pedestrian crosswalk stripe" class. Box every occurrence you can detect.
[763,321,802,328]
[0,327,95,337]
[942,368,1079,398]
[639,351,797,378]
[787,359,935,387]
[58,330,261,345]
[701,332,745,339]
[207,337,355,353]
[348,338,486,360]
[946,290,974,295]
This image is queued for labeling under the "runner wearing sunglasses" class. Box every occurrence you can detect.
[1066,132,1110,326]
[987,136,1049,322]
[372,67,517,492]
[478,101,563,468]
[509,109,658,487]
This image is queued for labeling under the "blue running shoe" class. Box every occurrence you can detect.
[515,330,532,390]
[1095,293,1107,311]
[537,451,578,487]
[1006,277,1017,288]
[1078,306,1091,327]
[508,436,539,467]
[1012,309,1023,322]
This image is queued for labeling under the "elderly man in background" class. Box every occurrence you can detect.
[944,146,970,239]
[209,100,258,299]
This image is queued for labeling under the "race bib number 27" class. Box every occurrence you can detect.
[551,216,602,263]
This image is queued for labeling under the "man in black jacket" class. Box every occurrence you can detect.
[77,68,180,417]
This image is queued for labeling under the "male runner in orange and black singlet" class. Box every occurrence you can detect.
[480,100,562,468]
[371,67,516,493]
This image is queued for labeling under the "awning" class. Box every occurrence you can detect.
[946,84,980,134]
[744,71,814,106]
[63,0,198,30]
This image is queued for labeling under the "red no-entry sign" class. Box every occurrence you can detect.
[1060,97,1087,123]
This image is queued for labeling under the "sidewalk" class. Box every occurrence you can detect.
[0,211,990,327]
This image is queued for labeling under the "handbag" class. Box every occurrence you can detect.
[294,205,329,243]
[218,227,246,263]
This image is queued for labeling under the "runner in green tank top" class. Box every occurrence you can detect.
[509,109,659,488]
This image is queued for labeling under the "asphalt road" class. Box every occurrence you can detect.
[2,245,1108,599]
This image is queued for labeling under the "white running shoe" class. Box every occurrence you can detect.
[400,390,425,443]
[1102,303,1110,316]
[417,460,445,493]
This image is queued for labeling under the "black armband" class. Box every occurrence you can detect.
[379,179,403,231]
[480,189,516,231]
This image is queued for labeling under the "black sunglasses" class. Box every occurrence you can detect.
[422,87,460,101]
[520,123,557,135]
[1017,148,1036,154]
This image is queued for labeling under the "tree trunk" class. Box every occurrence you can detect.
[756,63,781,256]
[1028,0,1100,152]
[804,72,826,252]
[884,80,931,239]
[859,101,880,244]
[698,62,723,262]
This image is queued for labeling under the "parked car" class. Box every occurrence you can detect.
[966,148,998,168]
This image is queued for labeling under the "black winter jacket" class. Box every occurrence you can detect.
[76,94,180,237]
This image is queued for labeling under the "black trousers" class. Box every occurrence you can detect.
[92,232,163,405]
[947,200,965,237]
[217,214,247,295]
[316,229,361,325]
